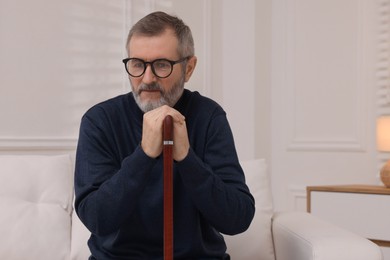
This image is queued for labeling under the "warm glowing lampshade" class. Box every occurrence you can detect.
[377,116,390,151]
[377,116,390,188]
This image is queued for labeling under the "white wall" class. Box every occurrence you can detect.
[271,0,381,211]
[0,0,127,153]
[0,0,386,213]
[0,0,260,158]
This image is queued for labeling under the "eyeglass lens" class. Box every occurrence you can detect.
[127,59,173,78]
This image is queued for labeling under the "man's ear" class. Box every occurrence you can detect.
[184,56,197,82]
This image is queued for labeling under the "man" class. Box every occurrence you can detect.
[74,11,255,259]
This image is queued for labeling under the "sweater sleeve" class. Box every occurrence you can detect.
[176,113,255,235]
[74,113,157,236]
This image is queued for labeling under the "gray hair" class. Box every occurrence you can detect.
[126,11,195,58]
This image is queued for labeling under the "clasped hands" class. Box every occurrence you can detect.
[141,105,189,162]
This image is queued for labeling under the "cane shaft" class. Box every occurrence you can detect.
[163,115,173,260]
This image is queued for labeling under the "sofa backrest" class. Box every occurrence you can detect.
[71,205,91,260]
[0,155,276,260]
[0,155,74,260]
[223,159,276,260]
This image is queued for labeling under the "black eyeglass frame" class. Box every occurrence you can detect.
[122,56,190,78]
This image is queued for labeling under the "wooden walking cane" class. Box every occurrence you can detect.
[163,115,174,260]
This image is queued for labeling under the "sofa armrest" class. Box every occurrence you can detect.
[272,211,383,260]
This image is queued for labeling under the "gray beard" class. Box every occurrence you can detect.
[131,76,185,112]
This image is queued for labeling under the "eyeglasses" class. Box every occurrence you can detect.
[122,57,189,78]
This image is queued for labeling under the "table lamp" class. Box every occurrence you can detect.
[377,116,390,188]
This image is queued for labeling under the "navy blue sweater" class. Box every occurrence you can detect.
[74,89,255,259]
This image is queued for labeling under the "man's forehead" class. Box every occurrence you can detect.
[128,29,179,57]
[130,28,176,43]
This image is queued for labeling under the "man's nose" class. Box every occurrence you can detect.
[142,64,156,84]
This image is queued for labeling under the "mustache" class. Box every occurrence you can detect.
[138,83,164,94]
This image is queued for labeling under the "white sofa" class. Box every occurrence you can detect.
[0,155,383,260]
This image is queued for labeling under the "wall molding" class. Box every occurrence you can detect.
[288,185,307,212]
[287,139,366,152]
[0,137,78,151]
[283,0,368,152]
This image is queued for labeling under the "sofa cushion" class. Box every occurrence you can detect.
[223,159,275,260]
[71,202,91,260]
[272,212,383,260]
[0,155,73,260]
